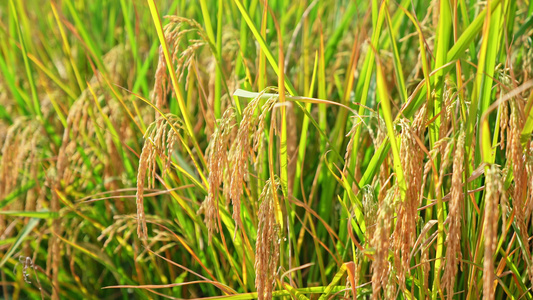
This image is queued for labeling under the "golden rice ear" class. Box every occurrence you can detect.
[371,185,395,299]
[160,16,209,91]
[0,119,44,244]
[0,119,26,200]
[442,131,465,299]
[483,165,503,300]
[152,46,169,115]
[394,119,425,290]
[136,141,152,241]
[499,101,508,151]
[254,178,280,300]
[228,95,260,231]
[509,101,527,239]
[201,108,236,242]
[135,114,183,242]
[227,89,275,232]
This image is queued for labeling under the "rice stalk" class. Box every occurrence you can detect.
[362,185,378,245]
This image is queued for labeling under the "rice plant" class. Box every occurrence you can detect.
[1,0,533,299]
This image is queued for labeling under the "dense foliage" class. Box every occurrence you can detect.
[1,0,533,299]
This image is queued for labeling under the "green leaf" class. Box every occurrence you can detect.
[0,218,40,268]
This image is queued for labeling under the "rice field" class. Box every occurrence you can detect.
[1,0,533,299]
